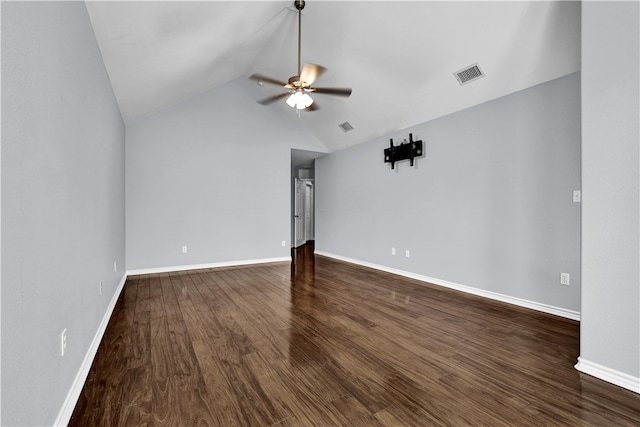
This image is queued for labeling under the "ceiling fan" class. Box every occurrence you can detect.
[249,0,352,111]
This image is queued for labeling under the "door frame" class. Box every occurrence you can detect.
[294,178,306,248]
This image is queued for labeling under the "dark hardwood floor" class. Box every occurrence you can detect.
[70,244,640,426]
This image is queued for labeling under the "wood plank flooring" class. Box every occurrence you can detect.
[70,245,640,426]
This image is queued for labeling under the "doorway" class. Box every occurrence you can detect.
[294,178,314,247]
[291,149,325,250]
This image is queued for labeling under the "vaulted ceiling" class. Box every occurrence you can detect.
[85,1,581,152]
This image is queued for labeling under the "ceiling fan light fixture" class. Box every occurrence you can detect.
[287,91,314,109]
[249,1,351,110]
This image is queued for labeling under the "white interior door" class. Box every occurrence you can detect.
[304,181,314,241]
[294,178,305,247]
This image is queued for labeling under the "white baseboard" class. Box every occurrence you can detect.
[54,272,128,427]
[315,251,581,321]
[126,256,290,276]
[575,357,640,394]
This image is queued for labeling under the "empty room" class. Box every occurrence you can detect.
[1,1,639,426]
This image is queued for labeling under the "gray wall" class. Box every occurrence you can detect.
[1,2,126,426]
[316,72,581,313]
[126,78,327,271]
[580,1,640,381]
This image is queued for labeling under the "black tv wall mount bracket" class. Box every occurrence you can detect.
[384,133,423,169]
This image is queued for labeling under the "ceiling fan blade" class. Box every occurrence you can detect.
[257,92,289,105]
[311,87,352,97]
[249,73,288,87]
[300,63,327,86]
[306,101,319,111]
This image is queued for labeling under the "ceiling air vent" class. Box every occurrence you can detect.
[454,63,485,86]
[338,121,354,133]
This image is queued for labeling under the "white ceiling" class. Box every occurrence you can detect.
[85,1,581,153]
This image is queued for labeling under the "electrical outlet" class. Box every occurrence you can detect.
[405,250,410,258]
[182,246,188,253]
[573,190,581,203]
[99,281,103,295]
[113,262,117,272]
[282,240,286,247]
[560,272,570,286]
[61,329,67,357]
[391,247,396,255]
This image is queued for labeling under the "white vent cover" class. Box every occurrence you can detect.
[338,121,354,133]
[454,63,485,85]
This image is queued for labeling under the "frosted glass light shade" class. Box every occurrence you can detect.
[286,91,313,109]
